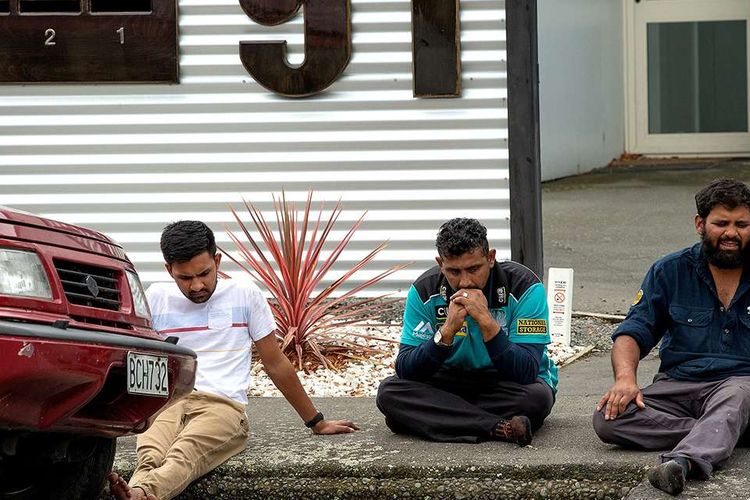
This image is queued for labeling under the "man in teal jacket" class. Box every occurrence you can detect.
[376,218,557,445]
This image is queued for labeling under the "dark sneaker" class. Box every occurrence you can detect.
[490,416,532,447]
[647,460,686,496]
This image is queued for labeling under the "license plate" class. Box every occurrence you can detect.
[127,352,169,397]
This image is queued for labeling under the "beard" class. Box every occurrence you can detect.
[184,276,218,304]
[701,230,750,269]
[188,290,212,303]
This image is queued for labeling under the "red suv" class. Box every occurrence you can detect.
[0,207,197,500]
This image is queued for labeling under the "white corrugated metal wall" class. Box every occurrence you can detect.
[0,0,508,295]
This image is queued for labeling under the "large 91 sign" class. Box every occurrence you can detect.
[239,0,461,98]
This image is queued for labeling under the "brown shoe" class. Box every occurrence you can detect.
[490,416,532,446]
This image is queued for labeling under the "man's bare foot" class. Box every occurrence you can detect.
[107,473,157,500]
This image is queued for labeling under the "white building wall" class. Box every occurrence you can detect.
[0,0,510,295]
[538,0,625,181]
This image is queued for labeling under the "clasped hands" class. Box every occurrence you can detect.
[440,289,500,344]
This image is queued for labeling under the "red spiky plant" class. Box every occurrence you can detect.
[222,191,408,371]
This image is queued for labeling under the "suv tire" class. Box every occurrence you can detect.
[0,436,116,500]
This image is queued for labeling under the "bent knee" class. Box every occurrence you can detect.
[520,383,554,419]
[376,375,400,412]
[592,409,618,444]
[721,378,750,404]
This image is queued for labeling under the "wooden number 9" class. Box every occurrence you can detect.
[239,0,351,97]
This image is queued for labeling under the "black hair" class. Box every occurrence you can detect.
[435,218,489,258]
[160,220,216,264]
[695,178,750,219]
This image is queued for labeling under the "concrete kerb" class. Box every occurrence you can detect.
[106,352,663,499]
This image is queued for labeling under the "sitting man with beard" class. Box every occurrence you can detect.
[594,178,750,495]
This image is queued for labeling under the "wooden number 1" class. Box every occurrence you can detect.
[116,27,125,45]
[412,0,461,97]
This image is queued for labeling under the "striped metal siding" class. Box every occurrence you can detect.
[0,0,508,296]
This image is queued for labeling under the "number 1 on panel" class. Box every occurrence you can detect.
[116,27,124,44]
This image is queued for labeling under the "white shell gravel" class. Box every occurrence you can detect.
[248,323,588,398]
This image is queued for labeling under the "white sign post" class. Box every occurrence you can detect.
[547,267,574,346]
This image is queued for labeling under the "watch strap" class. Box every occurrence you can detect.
[434,328,452,347]
[304,411,324,428]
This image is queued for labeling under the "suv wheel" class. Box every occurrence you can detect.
[0,436,116,500]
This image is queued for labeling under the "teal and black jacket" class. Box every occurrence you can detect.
[396,261,558,392]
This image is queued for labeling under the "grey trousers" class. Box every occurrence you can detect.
[592,373,750,478]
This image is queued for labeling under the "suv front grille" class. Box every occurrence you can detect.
[71,315,133,330]
[54,260,121,311]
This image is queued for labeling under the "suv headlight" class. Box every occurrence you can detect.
[126,271,151,320]
[0,248,53,300]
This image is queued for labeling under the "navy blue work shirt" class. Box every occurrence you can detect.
[613,242,750,382]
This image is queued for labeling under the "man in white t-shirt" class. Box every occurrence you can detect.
[109,220,358,500]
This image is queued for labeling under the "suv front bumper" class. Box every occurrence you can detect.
[0,319,196,437]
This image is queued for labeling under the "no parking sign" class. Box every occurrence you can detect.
[546,268,574,346]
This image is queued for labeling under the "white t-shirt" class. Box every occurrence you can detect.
[146,277,275,405]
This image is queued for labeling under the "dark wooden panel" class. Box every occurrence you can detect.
[239,0,301,26]
[411,0,461,98]
[91,0,151,13]
[20,0,80,13]
[0,0,176,83]
[239,0,351,97]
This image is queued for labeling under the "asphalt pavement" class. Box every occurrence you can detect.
[542,159,750,315]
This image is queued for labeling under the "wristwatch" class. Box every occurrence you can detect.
[433,329,452,347]
[305,411,324,428]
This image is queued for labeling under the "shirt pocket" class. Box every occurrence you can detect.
[668,304,713,353]
[208,307,233,330]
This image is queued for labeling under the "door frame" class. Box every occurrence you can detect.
[624,0,750,155]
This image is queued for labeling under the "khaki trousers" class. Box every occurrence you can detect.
[129,390,249,500]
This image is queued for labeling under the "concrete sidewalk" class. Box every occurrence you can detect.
[109,352,665,499]
[110,352,750,499]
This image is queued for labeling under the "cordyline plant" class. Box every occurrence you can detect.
[222,191,408,371]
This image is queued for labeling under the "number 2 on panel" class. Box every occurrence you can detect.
[116,27,125,44]
[44,28,56,46]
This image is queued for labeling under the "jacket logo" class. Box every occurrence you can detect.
[435,305,448,320]
[496,287,506,305]
[517,318,547,334]
[412,321,434,339]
